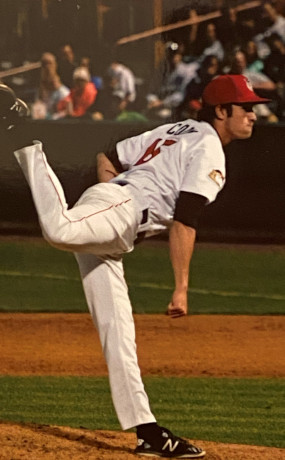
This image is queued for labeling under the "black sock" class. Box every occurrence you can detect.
[136,422,161,440]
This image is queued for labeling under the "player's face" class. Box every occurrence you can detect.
[225,103,257,140]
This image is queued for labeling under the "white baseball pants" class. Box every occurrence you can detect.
[14,141,156,430]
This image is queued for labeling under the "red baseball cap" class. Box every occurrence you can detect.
[202,74,271,106]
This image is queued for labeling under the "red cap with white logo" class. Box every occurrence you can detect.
[202,74,271,106]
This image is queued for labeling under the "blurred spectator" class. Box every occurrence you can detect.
[244,40,264,73]
[89,82,148,122]
[254,1,285,58]
[146,47,199,120]
[88,74,122,120]
[31,52,69,120]
[37,52,58,90]
[108,60,136,109]
[229,50,279,121]
[40,51,57,74]
[110,94,148,122]
[57,67,97,118]
[264,33,285,117]
[57,44,78,89]
[32,74,70,120]
[178,55,221,119]
[264,33,285,82]
[88,66,145,122]
[182,9,200,61]
[196,22,225,63]
[217,6,242,54]
[229,50,275,91]
[229,8,259,45]
[88,58,141,120]
[80,56,103,90]
[263,1,285,38]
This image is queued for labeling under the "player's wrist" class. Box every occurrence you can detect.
[174,284,188,293]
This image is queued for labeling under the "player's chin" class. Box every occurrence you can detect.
[237,128,254,139]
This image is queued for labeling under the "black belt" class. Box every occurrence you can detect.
[117,181,148,225]
[135,231,146,245]
[140,208,148,225]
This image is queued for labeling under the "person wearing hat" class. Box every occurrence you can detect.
[4,74,269,458]
[57,66,97,118]
[197,73,271,139]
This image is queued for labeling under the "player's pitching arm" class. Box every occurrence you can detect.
[168,220,196,318]
[167,191,208,318]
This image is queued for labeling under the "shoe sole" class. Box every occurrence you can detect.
[135,450,206,458]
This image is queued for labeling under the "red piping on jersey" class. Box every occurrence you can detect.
[41,149,132,223]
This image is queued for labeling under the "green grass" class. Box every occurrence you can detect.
[0,239,284,450]
[0,375,284,448]
[126,244,285,314]
[0,238,284,313]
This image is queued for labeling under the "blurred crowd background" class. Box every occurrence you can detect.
[1,0,285,124]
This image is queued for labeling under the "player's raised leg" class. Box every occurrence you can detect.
[14,141,140,255]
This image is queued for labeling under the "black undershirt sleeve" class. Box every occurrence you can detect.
[105,147,125,173]
[174,191,208,229]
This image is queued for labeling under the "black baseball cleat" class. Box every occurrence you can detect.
[135,426,206,458]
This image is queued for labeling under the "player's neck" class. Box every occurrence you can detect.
[211,122,232,146]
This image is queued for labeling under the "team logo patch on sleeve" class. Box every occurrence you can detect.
[208,169,225,188]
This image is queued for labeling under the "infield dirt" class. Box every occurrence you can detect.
[0,313,284,459]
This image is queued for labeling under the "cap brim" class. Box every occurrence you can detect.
[203,97,272,106]
[245,96,271,104]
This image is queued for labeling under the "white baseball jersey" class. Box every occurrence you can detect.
[112,119,226,232]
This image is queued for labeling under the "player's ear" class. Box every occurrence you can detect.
[215,105,227,120]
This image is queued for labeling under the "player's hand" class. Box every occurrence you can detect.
[167,289,188,318]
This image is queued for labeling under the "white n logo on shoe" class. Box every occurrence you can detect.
[162,438,179,452]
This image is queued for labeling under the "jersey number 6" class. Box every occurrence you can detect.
[134,138,177,166]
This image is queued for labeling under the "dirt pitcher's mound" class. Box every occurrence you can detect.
[1,422,285,460]
[1,313,285,459]
[1,313,285,377]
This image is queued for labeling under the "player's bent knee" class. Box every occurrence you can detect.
[42,226,75,250]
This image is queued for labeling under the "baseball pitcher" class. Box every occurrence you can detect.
[0,75,270,458]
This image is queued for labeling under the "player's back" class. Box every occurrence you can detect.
[112,119,224,230]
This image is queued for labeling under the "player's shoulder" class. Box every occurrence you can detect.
[164,119,220,149]
[179,119,224,159]
[187,122,225,169]
[118,119,217,148]
[147,118,204,138]
[197,120,222,147]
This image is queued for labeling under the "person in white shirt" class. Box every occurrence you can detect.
[229,50,278,122]
[2,75,270,459]
[197,23,225,64]
[108,60,136,108]
[146,49,199,120]
[254,1,285,58]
